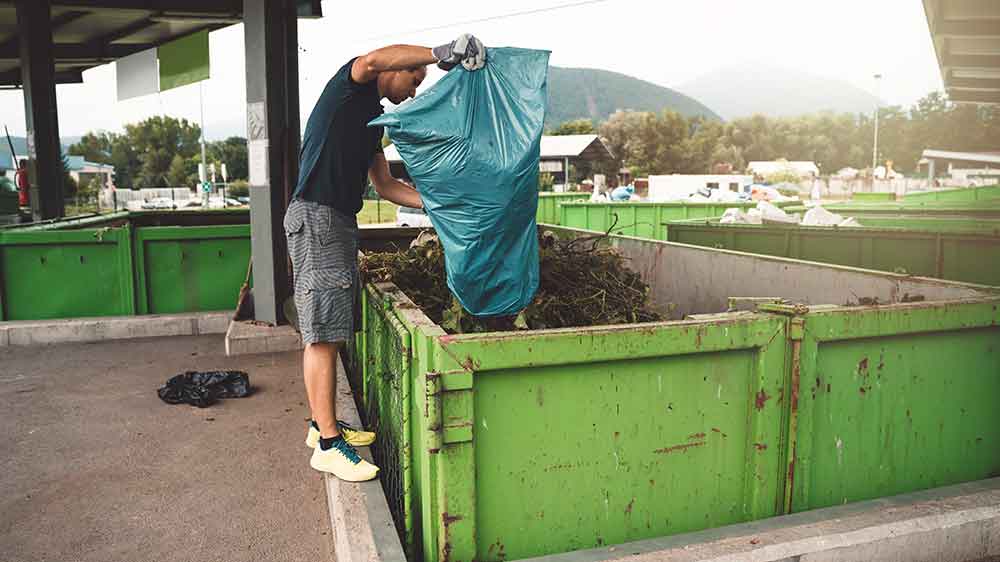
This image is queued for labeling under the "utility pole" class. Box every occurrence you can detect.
[872,73,882,174]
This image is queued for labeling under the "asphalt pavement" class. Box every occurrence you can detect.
[0,335,332,562]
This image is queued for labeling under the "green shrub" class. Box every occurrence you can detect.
[227,179,249,198]
[538,172,554,192]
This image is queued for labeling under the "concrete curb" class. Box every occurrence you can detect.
[0,312,231,347]
[523,478,1000,562]
[224,320,303,356]
[325,355,407,562]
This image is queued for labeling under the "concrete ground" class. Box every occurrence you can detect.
[0,335,333,562]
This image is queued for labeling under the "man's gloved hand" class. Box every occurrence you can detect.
[433,33,486,71]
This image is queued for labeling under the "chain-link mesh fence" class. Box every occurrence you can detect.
[359,296,414,557]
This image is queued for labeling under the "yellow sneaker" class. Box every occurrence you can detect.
[305,420,376,448]
[310,436,379,482]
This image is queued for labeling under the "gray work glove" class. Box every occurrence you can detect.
[432,33,486,71]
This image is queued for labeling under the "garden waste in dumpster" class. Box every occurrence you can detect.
[361,230,660,332]
[369,47,550,317]
[350,226,1000,562]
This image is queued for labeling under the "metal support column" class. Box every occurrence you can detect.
[243,0,299,325]
[16,0,64,220]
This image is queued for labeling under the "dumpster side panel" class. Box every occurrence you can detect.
[633,205,658,239]
[791,302,1000,512]
[536,195,555,224]
[942,236,1000,286]
[904,184,1000,203]
[869,235,937,277]
[821,202,1000,219]
[0,229,132,320]
[439,316,789,561]
[857,215,1000,235]
[586,205,609,233]
[538,192,586,225]
[666,223,1000,287]
[137,225,250,314]
[560,204,585,231]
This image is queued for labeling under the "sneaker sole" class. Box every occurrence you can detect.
[309,457,380,482]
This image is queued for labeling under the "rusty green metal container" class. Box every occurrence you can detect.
[0,226,136,320]
[558,200,797,241]
[353,227,1000,562]
[536,192,588,225]
[790,200,1000,219]
[903,183,1000,203]
[0,210,251,320]
[664,218,1000,286]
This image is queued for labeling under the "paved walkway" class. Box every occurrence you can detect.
[0,335,332,562]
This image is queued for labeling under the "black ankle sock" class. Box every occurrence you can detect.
[310,419,319,430]
[319,435,344,451]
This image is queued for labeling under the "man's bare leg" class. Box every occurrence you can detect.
[303,342,340,438]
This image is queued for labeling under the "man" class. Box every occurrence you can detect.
[285,34,486,481]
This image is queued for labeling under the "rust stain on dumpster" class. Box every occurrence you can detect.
[754,389,770,410]
[654,441,706,455]
[688,432,706,440]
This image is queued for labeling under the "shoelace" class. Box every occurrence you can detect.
[313,419,363,434]
[332,437,362,464]
[336,420,358,433]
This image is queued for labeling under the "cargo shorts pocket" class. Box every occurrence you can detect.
[297,268,353,293]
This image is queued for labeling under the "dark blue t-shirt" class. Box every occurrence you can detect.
[293,58,384,215]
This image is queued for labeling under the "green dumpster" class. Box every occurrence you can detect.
[794,200,1000,219]
[559,200,797,241]
[0,226,136,320]
[0,210,251,321]
[903,183,1000,203]
[134,224,250,314]
[664,218,1000,286]
[847,215,1000,235]
[353,226,1000,562]
[536,192,588,225]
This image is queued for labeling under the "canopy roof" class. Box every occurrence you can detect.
[0,0,321,87]
[923,0,1000,105]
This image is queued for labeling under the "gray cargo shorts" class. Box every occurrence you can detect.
[284,198,359,345]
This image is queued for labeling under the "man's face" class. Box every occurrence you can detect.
[385,67,426,105]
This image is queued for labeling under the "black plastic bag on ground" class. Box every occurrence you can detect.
[157,370,252,408]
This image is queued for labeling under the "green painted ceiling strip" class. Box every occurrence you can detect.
[158,30,210,92]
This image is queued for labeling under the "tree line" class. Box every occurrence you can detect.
[550,91,1000,179]
[67,116,249,189]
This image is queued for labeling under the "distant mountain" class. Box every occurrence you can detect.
[546,66,720,127]
[0,136,81,157]
[677,63,881,119]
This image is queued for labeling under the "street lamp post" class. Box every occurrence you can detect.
[872,73,882,174]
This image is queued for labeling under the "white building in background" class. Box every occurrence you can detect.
[66,155,115,189]
[648,174,753,202]
[384,134,615,191]
[919,149,1000,184]
[747,161,819,179]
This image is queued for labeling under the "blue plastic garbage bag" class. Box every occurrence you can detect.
[369,47,550,317]
[611,185,635,201]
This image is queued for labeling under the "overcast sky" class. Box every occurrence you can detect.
[0,0,942,140]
